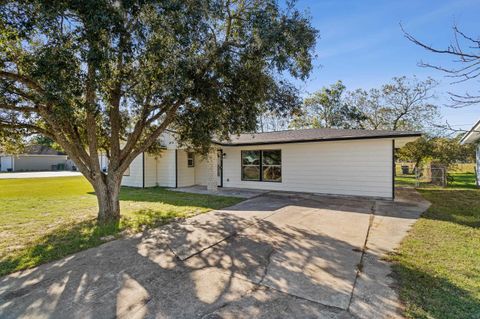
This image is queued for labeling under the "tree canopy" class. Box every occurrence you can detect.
[289,76,439,131]
[0,0,317,221]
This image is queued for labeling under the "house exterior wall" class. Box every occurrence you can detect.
[10,155,67,172]
[121,153,144,187]
[177,150,195,187]
[0,156,13,171]
[120,149,177,188]
[220,138,394,198]
[194,154,208,186]
[155,150,176,187]
[476,143,480,187]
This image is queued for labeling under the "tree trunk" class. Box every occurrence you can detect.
[94,174,122,224]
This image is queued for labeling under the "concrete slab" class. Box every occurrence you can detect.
[171,186,269,198]
[348,188,431,319]
[0,188,429,318]
[0,171,82,179]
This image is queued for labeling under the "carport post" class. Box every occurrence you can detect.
[206,147,218,193]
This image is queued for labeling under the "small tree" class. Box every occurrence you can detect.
[396,136,434,169]
[0,1,317,223]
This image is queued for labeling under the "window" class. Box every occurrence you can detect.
[262,150,282,182]
[187,152,195,167]
[241,150,281,182]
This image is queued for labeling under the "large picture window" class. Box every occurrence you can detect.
[241,150,281,182]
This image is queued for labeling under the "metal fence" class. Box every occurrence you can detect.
[396,163,447,187]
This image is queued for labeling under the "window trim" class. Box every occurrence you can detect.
[187,152,195,167]
[241,149,282,183]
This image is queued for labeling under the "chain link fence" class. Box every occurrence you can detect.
[396,163,447,187]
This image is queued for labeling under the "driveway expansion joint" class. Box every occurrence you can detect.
[347,201,376,312]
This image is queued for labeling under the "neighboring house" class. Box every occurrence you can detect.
[460,119,480,187]
[0,145,68,172]
[121,128,420,199]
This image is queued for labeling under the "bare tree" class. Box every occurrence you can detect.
[402,24,480,107]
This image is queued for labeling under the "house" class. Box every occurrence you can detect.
[121,128,421,199]
[0,145,68,172]
[460,119,480,186]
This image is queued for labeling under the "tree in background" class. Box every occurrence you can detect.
[0,0,317,222]
[290,81,355,129]
[397,135,475,170]
[396,136,434,169]
[290,77,439,131]
[346,76,439,131]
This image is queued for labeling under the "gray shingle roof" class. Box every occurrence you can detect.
[214,128,421,146]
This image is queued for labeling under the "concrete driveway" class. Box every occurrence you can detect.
[0,189,429,319]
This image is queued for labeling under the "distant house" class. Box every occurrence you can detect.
[0,145,68,172]
[460,119,480,186]
[121,128,420,199]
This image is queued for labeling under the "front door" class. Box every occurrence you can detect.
[217,150,223,187]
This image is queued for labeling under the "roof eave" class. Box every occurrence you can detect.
[213,133,422,147]
[460,119,480,145]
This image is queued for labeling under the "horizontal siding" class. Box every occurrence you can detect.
[194,154,208,186]
[177,150,195,187]
[121,154,143,187]
[13,155,67,171]
[0,156,13,171]
[156,150,176,187]
[221,139,393,198]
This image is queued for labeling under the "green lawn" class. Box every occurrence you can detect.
[392,173,480,318]
[0,176,242,276]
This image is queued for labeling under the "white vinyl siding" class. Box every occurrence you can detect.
[6,155,67,172]
[476,143,480,187]
[121,150,177,188]
[121,154,144,187]
[156,150,176,187]
[177,150,195,187]
[221,138,393,198]
[0,156,13,171]
[194,154,208,186]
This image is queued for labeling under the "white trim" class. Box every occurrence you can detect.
[460,119,480,144]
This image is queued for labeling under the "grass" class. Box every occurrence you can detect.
[392,169,480,318]
[0,176,242,276]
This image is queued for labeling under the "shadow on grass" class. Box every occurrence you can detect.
[0,219,121,277]
[0,187,242,277]
[86,186,241,208]
[417,188,480,228]
[391,263,480,319]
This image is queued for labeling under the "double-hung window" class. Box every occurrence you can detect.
[241,150,281,182]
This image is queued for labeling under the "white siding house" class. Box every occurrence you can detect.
[0,145,68,172]
[460,119,480,187]
[121,128,420,199]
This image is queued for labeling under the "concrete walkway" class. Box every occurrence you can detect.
[0,171,82,179]
[0,189,429,318]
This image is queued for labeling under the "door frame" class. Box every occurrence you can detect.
[217,149,223,187]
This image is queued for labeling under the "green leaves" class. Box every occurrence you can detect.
[0,0,317,184]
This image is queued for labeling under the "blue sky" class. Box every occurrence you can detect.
[292,0,480,131]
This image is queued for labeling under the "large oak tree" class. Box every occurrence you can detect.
[0,0,317,223]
